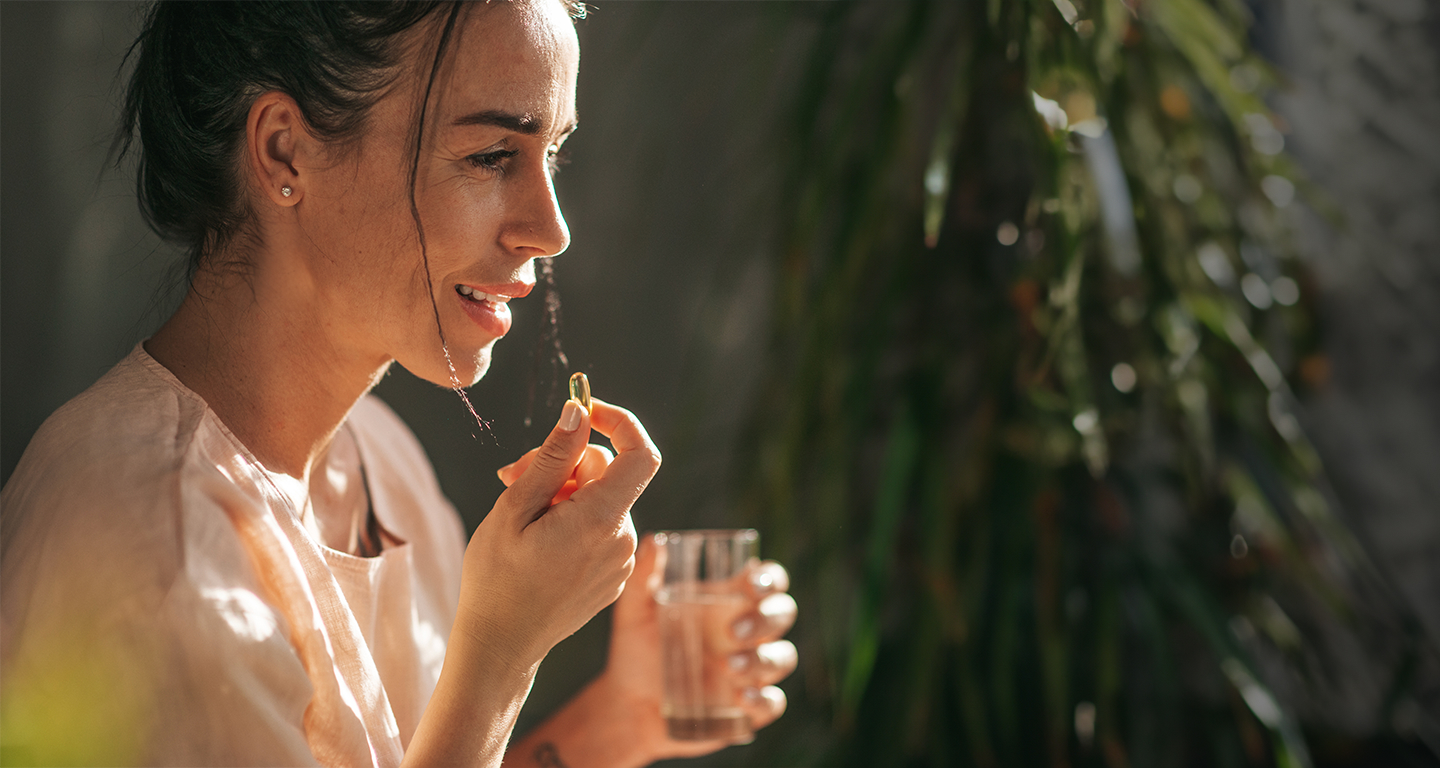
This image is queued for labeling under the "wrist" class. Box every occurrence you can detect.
[405,621,543,768]
[508,672,655,768]
[574,672,659,768]
[452,597,550,676]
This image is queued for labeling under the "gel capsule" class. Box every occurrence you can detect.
[568,372,591,413]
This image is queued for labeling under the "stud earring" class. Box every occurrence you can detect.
[281,185,293,197]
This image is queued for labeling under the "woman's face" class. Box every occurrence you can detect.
[292,0,579,387]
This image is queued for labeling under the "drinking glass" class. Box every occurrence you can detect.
[653,529,759,741]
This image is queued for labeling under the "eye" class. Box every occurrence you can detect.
[466,148,518,174]
[547,145,570,176]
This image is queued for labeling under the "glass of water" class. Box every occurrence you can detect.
[653,529,760,741]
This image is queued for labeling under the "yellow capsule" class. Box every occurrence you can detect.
[568,372,591,413]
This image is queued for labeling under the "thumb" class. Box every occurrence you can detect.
[614,532,662,629]
[499,399,590,526]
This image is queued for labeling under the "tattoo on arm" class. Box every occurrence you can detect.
[534,742,570,768]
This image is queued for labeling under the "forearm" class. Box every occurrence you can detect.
[403,623,543,768]
[503,675,651,768]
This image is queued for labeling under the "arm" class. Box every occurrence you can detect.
[404,625,543,768]
[404,399,661,767]
[502,677,649,768]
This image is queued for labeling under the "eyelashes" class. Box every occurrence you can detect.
[465,148,519,174]
[547,147,570,176]
[464,146,569,177]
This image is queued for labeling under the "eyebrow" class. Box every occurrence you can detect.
[452,109,579,138]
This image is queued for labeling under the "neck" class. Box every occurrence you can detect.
[146,264,392,480]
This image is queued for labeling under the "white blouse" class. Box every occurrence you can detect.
[1,345,466,766]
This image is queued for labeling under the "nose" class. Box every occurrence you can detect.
[499,161,570,259]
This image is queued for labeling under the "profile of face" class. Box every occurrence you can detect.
[269,0,579,388]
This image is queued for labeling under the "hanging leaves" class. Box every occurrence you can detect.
[737,0,1420,765]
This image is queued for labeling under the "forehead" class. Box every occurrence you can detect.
[433,0,580,134]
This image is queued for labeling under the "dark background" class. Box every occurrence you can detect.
[3,0,1438,763]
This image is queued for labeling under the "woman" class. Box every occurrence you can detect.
[0,1,796,766]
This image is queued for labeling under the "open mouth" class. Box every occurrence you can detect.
[454,283,516,337]
[456,284,509,305]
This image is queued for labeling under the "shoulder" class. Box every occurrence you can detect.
[2,348,204,568]
[2,350,320,763]
[1,346,262,622]
[10,347,205,483]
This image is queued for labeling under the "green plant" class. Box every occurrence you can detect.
[738,1,1419,765]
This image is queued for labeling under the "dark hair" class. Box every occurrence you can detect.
[114,1,452,272]
[114,0,587,271]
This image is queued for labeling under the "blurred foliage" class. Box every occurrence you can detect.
[737,0,1427,765]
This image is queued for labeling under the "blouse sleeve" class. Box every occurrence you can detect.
[1,390,320,766]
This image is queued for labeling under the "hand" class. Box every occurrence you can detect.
[412,398,660,768]
[496,435,614,505]
[458,397,661,667]
[601,535,798,763]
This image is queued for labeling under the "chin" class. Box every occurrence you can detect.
[464,350,493,385]
[400,344,493,389]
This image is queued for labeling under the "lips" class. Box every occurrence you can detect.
[454,282,532,337]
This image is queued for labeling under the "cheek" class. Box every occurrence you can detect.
[422,176,507,250]
[337,188,425,292]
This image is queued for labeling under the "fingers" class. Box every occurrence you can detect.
[494,399,647,500]
[740,685,787,731]
[495,448,539,486]
[726,569,796,732]
[586,398,657,455]
[495,400,591,527]
[498,444,614,508]
[573,443,615,490]
[612,532,662,634]
[727,640,797,688]
[547,443,615,504]
[730,592,797,646]
[567,398,661,514]
[741,560,790,600]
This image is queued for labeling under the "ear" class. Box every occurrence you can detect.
[247,92,309,207]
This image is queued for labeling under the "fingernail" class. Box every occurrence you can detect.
[729,653,750,672]
[751,569,775,592]
[497,460,518,476]
[558,400,582,432]
[743,687,764,705]
[733,616,756,640]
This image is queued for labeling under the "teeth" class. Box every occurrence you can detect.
[457,285,504,303]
